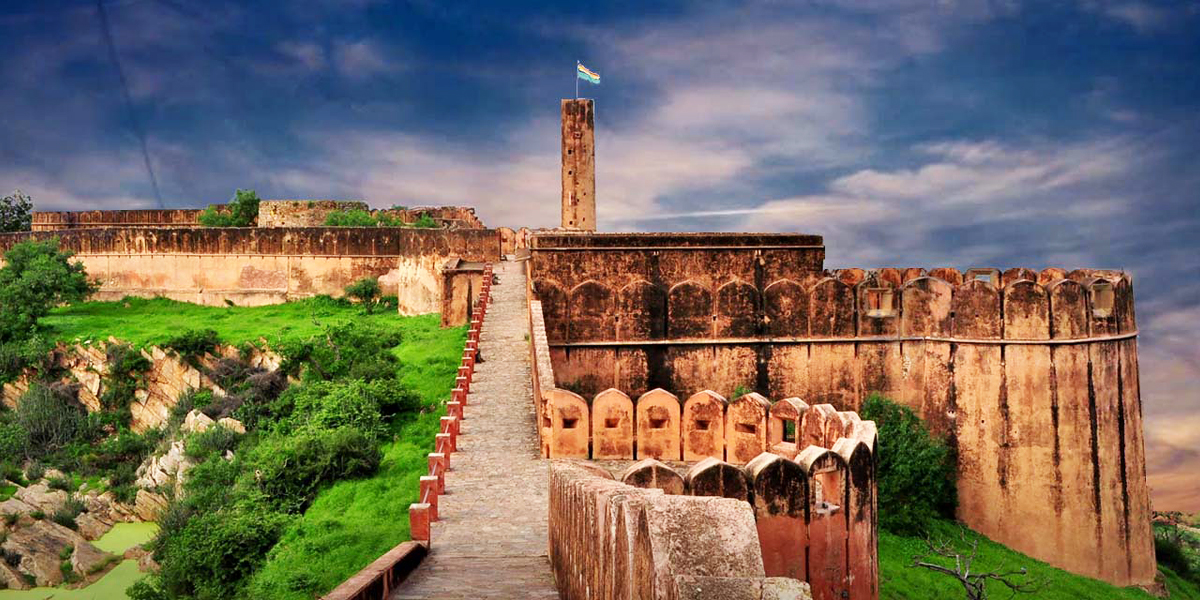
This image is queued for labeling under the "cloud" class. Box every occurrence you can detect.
[332,40,393,79]
[277,41,326,71]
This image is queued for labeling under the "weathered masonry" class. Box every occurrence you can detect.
[0,227,500,315]
[560,99,596,231]
[527,231,1155,588]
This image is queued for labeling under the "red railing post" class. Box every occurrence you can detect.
[409,503,431,542]
[419,476,439,521]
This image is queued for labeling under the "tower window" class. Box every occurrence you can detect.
[1091,281,1114,318]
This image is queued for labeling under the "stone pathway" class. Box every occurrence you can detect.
[392,260,558,600]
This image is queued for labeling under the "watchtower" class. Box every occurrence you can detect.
[561,99,596,231]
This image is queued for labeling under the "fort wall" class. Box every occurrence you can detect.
[31,209,205,230]
[0,227,502,314]
[258,200,369,227]
[528,232,1154,587]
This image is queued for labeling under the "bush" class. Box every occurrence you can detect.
[185,425,242,461]
[16,384,86,455]
[0,238,95,343]
[198,189,260,227]
[344,277,381,313]
[0,335,56,385]
[859,394,957,536]
[164,329,220,366]
[323,209,378,227]
[1157,535,1193,581]
[276,323,402,382]
[155,501,290,600]
[0,423,28,462]
[51,497,84,530]
[47,475,72,491]
[100,343,151,421]
[250,426,381,512]
[410,213,438,228]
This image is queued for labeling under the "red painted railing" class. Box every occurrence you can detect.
[321,262,492,600]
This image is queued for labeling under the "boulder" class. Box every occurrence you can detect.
[70,541,111,577]
[0,559,29,590]
[0,496,36,518]
[218,417,246,434]
[75,511,115,540]
[2,519,94,587]
[183,410,215,434]
[134,490,168,522]
[13,483,67,514]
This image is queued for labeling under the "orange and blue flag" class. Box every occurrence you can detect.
[577,63,600,84]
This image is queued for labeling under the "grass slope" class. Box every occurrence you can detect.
[881,519,1200,600]
[242,312,465,599]
[41,296,405,348]
[37,297,462,599]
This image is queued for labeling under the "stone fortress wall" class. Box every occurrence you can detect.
[527,231,1155,588]
[32,202,486,231]
[0,226,501,315]
[32,209,206,230]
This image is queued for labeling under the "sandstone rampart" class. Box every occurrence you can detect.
[528,232,1153,588]
[0,227,502,314]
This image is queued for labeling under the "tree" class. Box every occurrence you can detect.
[912,529,1045,600]
[0,190,33,232]
[344,277,381,314]
[860,394,957,535]
[0,238,95,342]
[198,189,260,227]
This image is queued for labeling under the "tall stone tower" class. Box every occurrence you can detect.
[561,99,596,231]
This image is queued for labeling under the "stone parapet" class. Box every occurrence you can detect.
[549,460,818,600]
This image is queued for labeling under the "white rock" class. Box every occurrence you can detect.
[182,410,215,434]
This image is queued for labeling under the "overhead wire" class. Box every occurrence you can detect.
[95,0,165,208]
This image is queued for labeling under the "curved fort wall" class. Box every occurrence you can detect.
[528,232,1154,587]
[0,227,501,314]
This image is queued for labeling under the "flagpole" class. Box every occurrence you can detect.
[575,60,579,99]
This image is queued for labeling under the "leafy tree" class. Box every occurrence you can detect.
[0,238,95,343]
[0,190,33,232]
[860,394,957,536]
[344,277,381,313]
[198,189,260,227]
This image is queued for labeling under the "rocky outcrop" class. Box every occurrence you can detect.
[0,519,113,588]
[13,483,68,515]
[183,410,215,434]
[0,341,281,432]
[133,490,168,522]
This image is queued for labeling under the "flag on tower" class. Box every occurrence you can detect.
[577,62,600,85]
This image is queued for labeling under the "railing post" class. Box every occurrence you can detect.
[409,503,431,542]
[436,432,455,454]
[419,476,439,521]
[428,453,447,492]
[447,400,463,420]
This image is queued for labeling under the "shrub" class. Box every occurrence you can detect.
[23,460,44,482]
[410,213,438,228]
[47,475,72,491]
[323,209,378,227]
[859,394,957,536]
[164,329,220,366]
[127,577,168,600]
[277,323,402,382]
[100,343,151,422]
[155,501,290,600]
[1157,535,1193,581]
[51,497,84,530]
[30,510,44,520]
[250,426,381,512]
[344,277,381,313]
[0,238,95,343]
[185,425,242,461]
[198,189,259,227]
[16,384,86,455]
[0,423,28,462]
[0,335,56,385]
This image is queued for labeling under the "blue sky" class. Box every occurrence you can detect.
[1,0,1197,509]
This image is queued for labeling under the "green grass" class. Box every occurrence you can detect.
[34,297,463,599]
[880,519,1200,599]
[0,483,15,501]
[243,319,465,599]
[40,296,405,348]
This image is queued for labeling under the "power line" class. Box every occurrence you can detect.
[95,0,164,208]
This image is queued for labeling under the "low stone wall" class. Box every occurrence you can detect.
[550,460,815,600]
[31,209,205,230]
[258,200,369,227]
[0,227,502,314]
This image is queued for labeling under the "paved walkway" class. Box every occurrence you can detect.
[392,260,558,600]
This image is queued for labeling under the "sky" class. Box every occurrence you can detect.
[0,0,1196,510]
